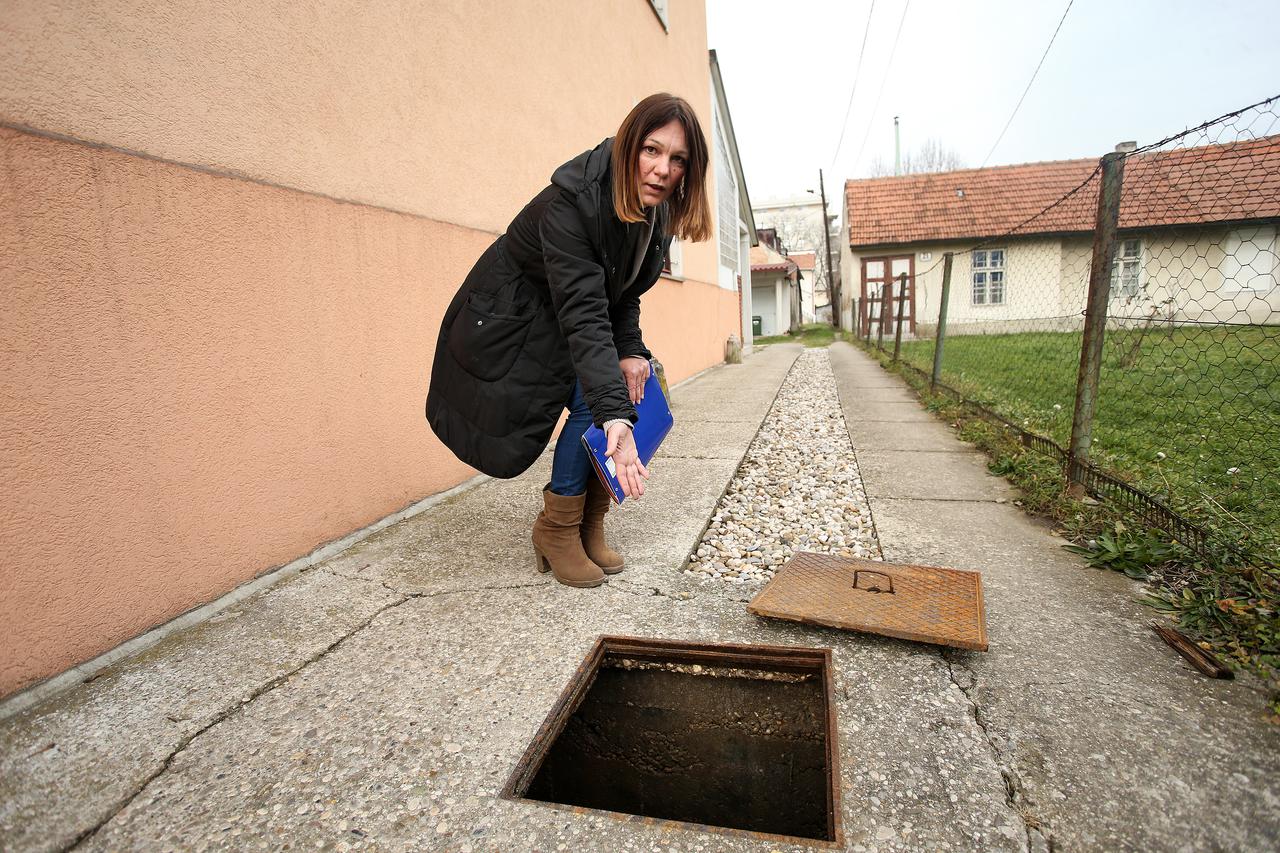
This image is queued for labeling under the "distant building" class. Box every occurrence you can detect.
[754,196,838,324]
[840,135,1280,337]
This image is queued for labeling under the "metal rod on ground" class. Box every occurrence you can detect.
[931,253,953,392]
[1068,151,1126,497]
[892,272,907,362]
[878,277,892,352]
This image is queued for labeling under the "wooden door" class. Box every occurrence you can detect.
[860,255,916,337]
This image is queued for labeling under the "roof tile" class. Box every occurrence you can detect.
[844,135,1280,246]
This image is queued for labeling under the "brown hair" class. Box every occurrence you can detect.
[611,93,713,242]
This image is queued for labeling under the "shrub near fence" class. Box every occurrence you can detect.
[874,96,1280,567]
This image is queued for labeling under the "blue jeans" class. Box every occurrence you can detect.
[549,381,593,496]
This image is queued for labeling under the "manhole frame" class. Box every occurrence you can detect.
[500,634,843,848]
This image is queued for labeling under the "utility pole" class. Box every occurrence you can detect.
[894,116,901,176]
[817,169,840,330]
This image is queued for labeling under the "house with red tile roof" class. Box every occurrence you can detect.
[840,135,1280,337]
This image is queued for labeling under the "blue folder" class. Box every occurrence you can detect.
[580,362,674,504]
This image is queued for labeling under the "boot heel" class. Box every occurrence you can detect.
[533,548,551,573]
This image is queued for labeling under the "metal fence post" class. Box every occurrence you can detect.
[892,272,908,362]
[1068,152,1126,496]
[878,277,892,352]
[931,252,953,392]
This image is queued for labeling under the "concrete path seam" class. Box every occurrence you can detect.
[64,573,546,850]
[63,593,414,852]
[943,651,1052,853]
[866,495,1016,504]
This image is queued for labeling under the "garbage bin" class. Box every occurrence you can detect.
[752,316,762,337]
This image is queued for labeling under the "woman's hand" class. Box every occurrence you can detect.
[605,422,649,498]
[619,357,651,404]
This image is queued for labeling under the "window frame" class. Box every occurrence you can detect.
[1221,225,1278,292]
[971,248,1006,306]
[713,108,739,282]
[1110,238,1143,299]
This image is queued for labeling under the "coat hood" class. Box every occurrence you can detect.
[550,137,614,194]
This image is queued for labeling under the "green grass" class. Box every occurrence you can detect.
[756,323,837,348]
[862,341,1280,717]
[893,327,1280,563]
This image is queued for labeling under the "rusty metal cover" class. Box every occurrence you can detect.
[748,552,988,651]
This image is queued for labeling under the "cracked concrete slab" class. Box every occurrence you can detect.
[0,569,401,852]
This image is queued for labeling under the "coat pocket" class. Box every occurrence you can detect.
[446,291,533,382]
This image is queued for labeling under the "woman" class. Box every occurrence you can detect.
[426,93,712,589]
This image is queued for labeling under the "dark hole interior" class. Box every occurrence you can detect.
[523,657,832,841]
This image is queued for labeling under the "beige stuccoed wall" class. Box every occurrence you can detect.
[0,1,710,261]
[0,0,734,698]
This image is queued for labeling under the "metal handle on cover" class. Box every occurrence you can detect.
[852,569,895,594]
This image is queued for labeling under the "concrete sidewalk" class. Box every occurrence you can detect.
[1,341,1276,852]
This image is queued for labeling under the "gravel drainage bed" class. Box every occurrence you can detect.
[686,348,882,585]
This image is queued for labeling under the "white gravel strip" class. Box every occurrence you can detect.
[686,347,882,585]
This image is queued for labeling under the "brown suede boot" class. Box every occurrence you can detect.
[582,478,624,574]
[532,488,607,588]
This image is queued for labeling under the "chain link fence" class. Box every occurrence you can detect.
[859,95,1279,567]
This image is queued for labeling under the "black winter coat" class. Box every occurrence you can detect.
[426,138,672,478]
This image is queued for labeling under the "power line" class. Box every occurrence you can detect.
[830,0,878,167]
[980,0,1074,168]
[850,0,911,176]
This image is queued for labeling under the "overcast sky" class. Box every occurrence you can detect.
[706,0,1280,205]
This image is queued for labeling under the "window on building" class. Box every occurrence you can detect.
[662,237,683,278]
[715,113,739,280]
[972,248,1005,305]
[646,0,669,31]
[1222,226,1278,291]
[1111,238,1142,298]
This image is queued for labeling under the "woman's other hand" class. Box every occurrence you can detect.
[605,422,649,498]
[619,357,651,404]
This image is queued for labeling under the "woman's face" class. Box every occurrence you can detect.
[637,120,689,208]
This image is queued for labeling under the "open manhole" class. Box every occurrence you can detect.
[502,636,841,846]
